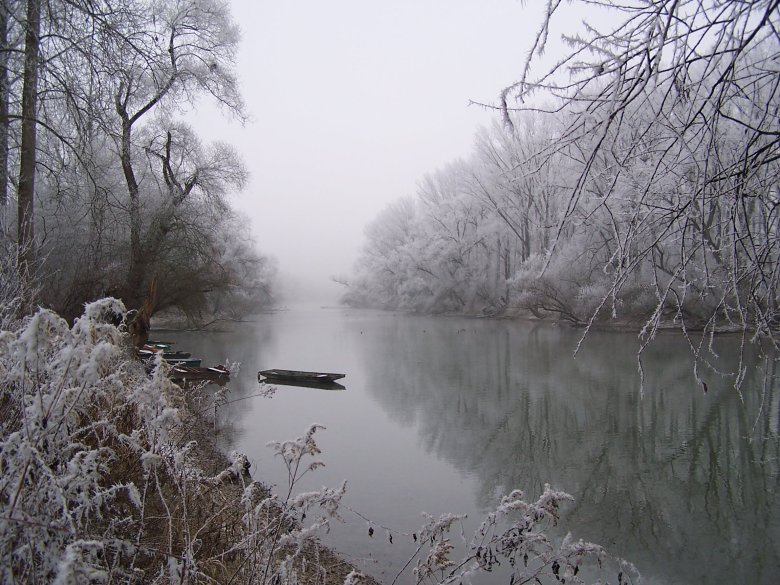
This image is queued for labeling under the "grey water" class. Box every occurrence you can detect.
[158,306,780,585]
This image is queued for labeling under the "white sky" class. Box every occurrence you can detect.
[198,0,564,303]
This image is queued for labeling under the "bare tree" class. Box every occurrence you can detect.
[0,0,12,207]
[15,0,40,305]
[499,0,780,352]
[108,0,244,305]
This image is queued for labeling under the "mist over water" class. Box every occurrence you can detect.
[160,308,780,585]
[274,272,346,307]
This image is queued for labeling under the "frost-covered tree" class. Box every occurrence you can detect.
[0,0,12,206]
[15,0,40,305]
[347,0,780,391]
[345,117,610,317]
[0,0,274,321]
[344,197,418,309]
[104,0,245,305]
[153,213,278,325]
[501,0,780,340]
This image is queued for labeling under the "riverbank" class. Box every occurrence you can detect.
[0,300,374,584]
[176,384,376,585]
[341,302,760,337]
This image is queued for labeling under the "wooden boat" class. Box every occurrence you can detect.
[138,349,200,367]
[139,348,192,360]
[170,365,230,384]
[258,369,345,384]
[262,377,346,391]
[165,357,202,368]
[163,350,191,359]
[145,340,175,350]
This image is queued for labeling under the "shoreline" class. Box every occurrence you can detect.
[177,382,379,585]
[327,304,760,337]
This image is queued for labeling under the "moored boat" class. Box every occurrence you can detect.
[138,348,192,360]
[165,357,202,368]
[170,365,230,384]
[138,346,200,367]
[145,340,175,350]
[162,350,192,359]
[258,369,345,383]
[262,377,346,391]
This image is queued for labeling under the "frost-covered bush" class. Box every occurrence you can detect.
[245,425,636,585]
[0,229,25,330]
[0,300,345,584]
[0,300,374,585]
[507,250,605,327]
[238,424,352,585]
[508,235,662,328]
[400,485,638,585]
[0,299,185,582]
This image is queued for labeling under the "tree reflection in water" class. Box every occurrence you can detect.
[162,310,779,584]
[351,316,780,585]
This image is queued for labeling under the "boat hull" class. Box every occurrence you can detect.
[171,365,230,386]
[258,369,345,384]
[259,376,346,391]
[165,357,202,368]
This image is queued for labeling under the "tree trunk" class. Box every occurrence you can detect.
[17,0,40,303]
[0,1,9,207]
[116,104,144,306]
[522,214,530,261]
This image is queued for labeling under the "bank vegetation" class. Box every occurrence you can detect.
[344,1,780,351]
[0,0,276,325]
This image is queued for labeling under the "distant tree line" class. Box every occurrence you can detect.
[345,1,779,342]
[0,0,275,323]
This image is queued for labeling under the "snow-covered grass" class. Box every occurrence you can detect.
[0,299,633,585]
[0,299,352,584]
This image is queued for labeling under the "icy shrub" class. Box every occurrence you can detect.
[0,300,344,584]
[401,486,638,585]
[0,299,190,582]
[0,231,25,330]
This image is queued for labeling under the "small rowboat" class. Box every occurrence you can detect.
[139,348,192,360]
[260,376,346,391]
[258,369,345,384]
[162,350,192,359]
[170,365,230,384]
[138,349,201,368]
[146,340,175,350]
[165,357,202,368]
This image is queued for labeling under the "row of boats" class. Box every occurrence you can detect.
[139,341,230,384]
[140,341,346,390]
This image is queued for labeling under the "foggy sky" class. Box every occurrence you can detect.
[198,0,567,304]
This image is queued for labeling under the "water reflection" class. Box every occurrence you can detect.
[348,316,780,585]
[158,310,780,585]
[155,320,277,448]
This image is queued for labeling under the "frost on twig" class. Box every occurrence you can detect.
[205,449,252,486]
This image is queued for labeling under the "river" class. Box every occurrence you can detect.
[157,306,780,585]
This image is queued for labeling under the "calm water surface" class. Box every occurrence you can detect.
[159,307,780,585]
